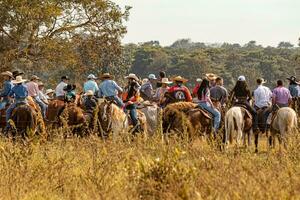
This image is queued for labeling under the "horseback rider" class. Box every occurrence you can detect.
[287,76,300,98]
[123,73,141,132]
[83,90,98,114]
[231,75,258,131]
[253,78,272,131]
[210,77,228,108]
[0,71,14,110]
[5,76,28,129]
[55,76,69,100]
[26,75,47,118]
[272,80,292,108]
[38,82,49,105]
[45,89,55,100]
[63,84,76,103]
[156,71,166,88]
[140,74,156,101]
[153,77,172,107]
[167,76,192,102]
[99,73,124,108]
[84,74,99,97]
[197,78,221,133]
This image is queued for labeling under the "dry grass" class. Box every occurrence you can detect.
[0,128,300,200]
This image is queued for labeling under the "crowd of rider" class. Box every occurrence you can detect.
[0,69,299,133]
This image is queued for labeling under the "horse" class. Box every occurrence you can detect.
[96,98,128,138]
[138,102,159,136]
[224,106,252,147]
[9,102,45,139]
[269,107,297,149]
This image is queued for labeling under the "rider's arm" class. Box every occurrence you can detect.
[113,81,123,93]
[184,87,193,102]
[0,82,11,97]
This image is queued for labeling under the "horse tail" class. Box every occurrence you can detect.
[225,109,234,144]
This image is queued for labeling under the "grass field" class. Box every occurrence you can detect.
[0,129,300,200]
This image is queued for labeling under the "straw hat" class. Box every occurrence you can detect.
[30,75,40,81]
[12,76,27,84]
[257,78,267,84]
[141,78,149,85]
[1,71,14,78]
[125,73,139,81]
[100,73,114,80]
[84,90,94,96]
[205,73,218,81]
[171,76,188,83]
[161,78,172,84]
[38,82,44,86]
[45,89,54,95]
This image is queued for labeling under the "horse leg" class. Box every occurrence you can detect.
[254,130,259,153]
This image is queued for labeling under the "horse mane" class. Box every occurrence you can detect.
[164,102,197,115]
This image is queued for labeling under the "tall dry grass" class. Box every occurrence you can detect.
[0,127,300,200]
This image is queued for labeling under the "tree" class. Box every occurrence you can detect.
[0,0,130,82]
[277,41,294,48]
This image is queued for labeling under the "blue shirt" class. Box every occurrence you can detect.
[84,80,99,94]
[99,80,123,97]
[0,80,14,97]
[288,84,300,98]
[9,84,28,100]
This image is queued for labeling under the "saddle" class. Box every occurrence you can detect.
[234,106,252,120]
[194,106,213,120]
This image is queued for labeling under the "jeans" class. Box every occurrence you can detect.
[126,104,138,126]
[198,102,221,130]
[236,101,258,130]
[113,96,124,108]
[6,99,28,128]
[33,96,47,118]
[0,98,10,110]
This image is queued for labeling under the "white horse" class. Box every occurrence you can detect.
[224,106,252,147]
[139,103,159,135]
[269,107,297,149]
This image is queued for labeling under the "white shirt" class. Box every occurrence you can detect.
[55,81,67,97]
[253,85,272,108]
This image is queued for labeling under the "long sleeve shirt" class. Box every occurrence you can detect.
[55,82,68,97]
[9,84,28,100]
[26,81,39,97]
[0,80,14,97]
[99,80,123,97]
[288,84,300,98]
[84,80,99,94]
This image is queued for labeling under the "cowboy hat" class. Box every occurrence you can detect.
[87,74,97,80]
[12,70,24,78]
[196,78,202,83]
[100,73,114,79]
[1,71,14,78]
[148,74,157,80]
[161,77,172,84]
[125,73,139,81]
[61,76,70,80]
[63,84,76,91]
[30,75,40,81]
[38,82,44,86]
[286,76,300,84]
[171,76,188,83]
[205,73,218,81]
[45,89,54,95]
[141,78,149,85]
[84,90,94,96]
[12,76,27,84]
[257,78,267,84]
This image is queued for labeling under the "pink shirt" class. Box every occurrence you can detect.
[26,81,39,97]
[272,86,291,105]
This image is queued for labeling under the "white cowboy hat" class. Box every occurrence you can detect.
[100,73,114,80]
[1,71,14,78]
[88,74,97,80]
[161,77,172,84]
[12,76,27,84]
[84,90,94,96]
[45,89,54,95]
[171,76,188,83]
[196,78,202,82]
[148,74,157,80]
[125,73,139,81]
[205,73,218,81]
[238,75,246,81]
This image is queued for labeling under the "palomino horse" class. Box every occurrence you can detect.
[224,106,252,147]
[269,107,297,149]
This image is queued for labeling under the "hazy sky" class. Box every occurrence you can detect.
[112,0,300,47]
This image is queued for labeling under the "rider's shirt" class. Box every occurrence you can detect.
[140,81,153,99]
[210,85,228,104]
[65,91,76,102]
[198,88,210,105]
[26,81,39,97]
[288,84,300,98]
[84,80,99,94]
[272,86,291,105]
[168,85,192,102]
[253,85,272,108]
[55,81,68,97]
[123,81,140,103]
[0,80,13,98]
[99,80,123,98]
[9,84,28,100]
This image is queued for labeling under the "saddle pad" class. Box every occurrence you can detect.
[239,107,252,120]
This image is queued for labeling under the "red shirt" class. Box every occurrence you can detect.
[168,85,192,102]
[192,84,200,96]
